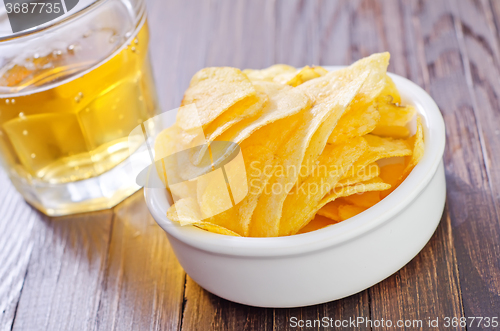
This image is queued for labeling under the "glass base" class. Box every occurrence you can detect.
[7,147,150,216]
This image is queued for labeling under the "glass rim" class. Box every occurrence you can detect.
[0,0,144,43]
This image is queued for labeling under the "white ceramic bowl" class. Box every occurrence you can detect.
[145,68,446,308]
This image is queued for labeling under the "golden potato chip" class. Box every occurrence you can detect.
[339,135,411,182]
[371,125,410,138]
[178,67,255,130]
[243,64,297,82]
[379,162,406,199]
[297,70,373,184]
[338,204,367,221]
[154,125,198,200]
[311,66,329,76]
[166,197,202,226]
[336,162,380,187]
[172,84,310,182]
[209,82,310,166]
[378,75,401,104]
[196,168,234,219]
[298,52,390,105]
[167,200,241,236]
[293,178,391,235]
[250,73,368,237]
[377,102,416,127]
[193,222,242,236]
[156,53,426,237]
[344,190,381,208]
[402,116,424,177]
[192,89,268,165]
[279,137,367,236]
[297,214,336,234]
[316,199,343,222]
[273,66,328,86]
[327,104,380,144]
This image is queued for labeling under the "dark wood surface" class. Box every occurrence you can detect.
[1,0,500,330]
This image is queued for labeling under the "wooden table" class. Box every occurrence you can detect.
[1,0,500,330]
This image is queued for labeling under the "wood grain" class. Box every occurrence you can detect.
[0,170,36,331]
[94,191,185,331]
[12,211,112,331]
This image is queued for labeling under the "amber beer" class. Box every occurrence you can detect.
[0,0,158,215]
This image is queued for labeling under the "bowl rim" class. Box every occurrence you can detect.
[145,67,446,257]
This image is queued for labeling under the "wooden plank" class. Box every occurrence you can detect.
[448,0,500,317]
[94,191,185,331]
[180,277,272,331]
[11,209,112,331]
[0,170,36,331]
[404,0,500,322]
[274,0,320,66]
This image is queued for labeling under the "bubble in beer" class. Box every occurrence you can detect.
[19,112,25,119]
[131,47,136,52]
[31,153,36,159]
[134,38,139,44]
[33,53,40,59]
[83,30,92,38]
[11,99,15,104]
[5,99,9,104]
[23,130,28,136]
[67,45,75,53]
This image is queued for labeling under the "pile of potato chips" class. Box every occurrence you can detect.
[156,52,424,237]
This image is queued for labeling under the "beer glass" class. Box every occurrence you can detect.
[0,0,158,215]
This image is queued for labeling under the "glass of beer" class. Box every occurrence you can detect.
[0,0,158,215]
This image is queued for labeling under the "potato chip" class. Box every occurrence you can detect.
[327,104,380,145]
[371,125,410,138]
[243,64,297,82]
[316,199,343,222]
[298,52,390,105]
[193,222,242,236]
[343,190,381,208]
[273,66,328,86]
[338,204,367,221]
[293,178,391,234]
[192,89,268,165]
[250,73,368,237]
[154,125,198,200]
[206,82,311,168]
[378,75,401,104]
[196,168,234,219]
[402,116,424,177]
[377,101,416,127]
[172,85,309,182]
[166,201,241,236]
[297,214,336,234]
[298,76,370,184]
[379,162,405,199]
[166,197,202,226]
[339,135,411,182]
[178,67,255,130]
[336,162,380,187]
[157,53,426,237]
[279,137,367,236]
